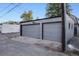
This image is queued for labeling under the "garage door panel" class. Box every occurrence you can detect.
[22,24,40,39]
[43,23,62,42]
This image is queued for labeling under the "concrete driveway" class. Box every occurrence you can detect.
[0,33,66,56]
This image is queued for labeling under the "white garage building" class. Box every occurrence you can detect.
[20,14,74,51]
[20,17,62,42]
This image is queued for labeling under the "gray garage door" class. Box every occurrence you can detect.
[22,24,40,39]
[43,23,62,42]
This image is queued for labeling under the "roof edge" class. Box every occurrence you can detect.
[20,16,61,23]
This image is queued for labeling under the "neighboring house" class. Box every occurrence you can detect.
[1,23,20,33]
[20,14,74,51]
[67,15,79,52]
[70,14,79,37]
[0,23,2,32]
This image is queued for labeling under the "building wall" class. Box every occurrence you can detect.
[21,17,61,25]
[21,15,74,42]
[65,14,74,42]
[76,25,79,37]
[20,16,75,51]
[77,26,79,36]
[1,24,20,33]
[21,17,62,43]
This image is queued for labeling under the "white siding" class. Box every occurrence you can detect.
[65,14,74,42]
[1,24,20,33]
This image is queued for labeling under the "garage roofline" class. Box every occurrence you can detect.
[20,16,61,23]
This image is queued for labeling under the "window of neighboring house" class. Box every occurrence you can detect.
[69,23,70,29]
[71,24,73,29]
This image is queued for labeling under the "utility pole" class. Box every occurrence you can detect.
[61,3,66,52]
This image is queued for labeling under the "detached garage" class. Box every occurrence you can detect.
[20,17,62,42]
[20,14,74,51]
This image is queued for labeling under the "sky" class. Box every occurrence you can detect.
[0,3,46,23]
[70,3,79,18]
[0,3,79,23]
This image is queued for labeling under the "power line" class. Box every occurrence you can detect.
[0,3,21,18]
[0,3,14,12]
[5,4,21,14]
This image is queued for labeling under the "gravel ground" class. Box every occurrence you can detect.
[11,36,62,51]
[0,33,67,56]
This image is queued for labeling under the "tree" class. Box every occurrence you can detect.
[21,10,33,21]
[46,3,72,17]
